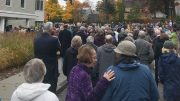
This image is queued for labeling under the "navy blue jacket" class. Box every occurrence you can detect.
[158,52,180,101]
[101,61,159,101]
[58,29,72,57]
[34,32,61,79]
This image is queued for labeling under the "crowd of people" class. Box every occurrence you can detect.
[11,21,180,101]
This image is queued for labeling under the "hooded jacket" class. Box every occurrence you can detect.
[11,83,59,101]
[101,60,159,101]
[135,38,154,65]
[96,44,116,78]
[158,52,180,101]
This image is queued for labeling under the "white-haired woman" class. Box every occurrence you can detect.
[63,36,82,79]
[11,58,59,101]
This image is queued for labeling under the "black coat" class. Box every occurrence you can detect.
[58,29,72,57]
[152,36,167,59]
[77,31,87,44]
[63,47,78,77]
[34,32,61,92]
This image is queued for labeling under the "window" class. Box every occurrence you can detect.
[6,0,11,6]
[21,0,25,8]
[35,0,43,10]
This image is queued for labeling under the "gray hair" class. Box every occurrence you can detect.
[86,36,94,43]
[138,30,146,39]
[43,22,53,32]
[105,34,113,44]
[23,58,46,83]
[96,28,104,35]
[71,35,82,49]
[80,26,86,31]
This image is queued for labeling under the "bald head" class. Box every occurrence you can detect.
[105,35,113,44]
[138,30,146,39]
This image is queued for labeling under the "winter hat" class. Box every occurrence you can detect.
[163,40,174,49]
[114,40,136,56]
[162,40,175,53]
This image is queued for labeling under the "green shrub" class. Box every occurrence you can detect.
[0,32,35,70]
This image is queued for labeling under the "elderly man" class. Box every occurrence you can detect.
[11,59,59,101]
[101,40,159,101]
[34,22,61,93]
[96,35,116,78]
[135,31,154,67]
[58,24,72,58]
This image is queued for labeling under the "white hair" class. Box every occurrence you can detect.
[23,58,46,83]
[105,34,113,43]
[43,22,53,32]
[71,36,82,48]
[138,30,146,39]
[86,36,94,43]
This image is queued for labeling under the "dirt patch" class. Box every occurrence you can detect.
[0,66,23,81]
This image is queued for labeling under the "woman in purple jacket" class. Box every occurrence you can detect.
[66,44,115,101]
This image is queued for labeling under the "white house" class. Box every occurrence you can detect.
[0,0,44,32]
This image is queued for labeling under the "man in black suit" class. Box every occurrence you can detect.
[34,22,61,93]
[58,24,72,58]
[58,25,72,70]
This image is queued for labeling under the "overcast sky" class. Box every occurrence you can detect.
[58,0,102,9]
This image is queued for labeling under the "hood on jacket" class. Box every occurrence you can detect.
[160,52,177,64]
[102,44,116,53]
[13,83,50,101]
[117,61,139,71]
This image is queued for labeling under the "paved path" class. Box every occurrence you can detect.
[0,70,66,101]
[58,88,67,101]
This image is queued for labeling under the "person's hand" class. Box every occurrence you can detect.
[103,70,115,81]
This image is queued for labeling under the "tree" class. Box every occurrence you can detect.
[49,0,58,4]
[72,0,90,22]
[62,0,73,22]
[96,0,115,23]
[149,0,164,18]
[127,2,140,22]
[115,0,125,22]
[104,0,115,23]
[72,0,83,22]
[45,0,63,22]
[64,0,73,4]
[149,0,176,19]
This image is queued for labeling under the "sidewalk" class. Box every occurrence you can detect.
[0,68,67,101]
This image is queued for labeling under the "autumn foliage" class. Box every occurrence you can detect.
[45,0,63,22]
[45,0,90,22]
[62,0,73,22]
